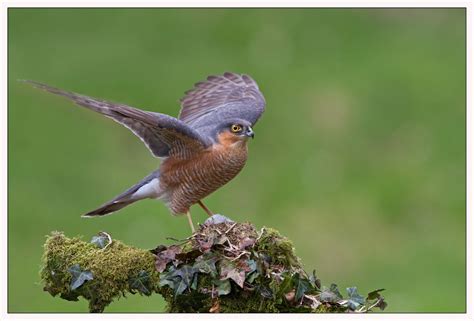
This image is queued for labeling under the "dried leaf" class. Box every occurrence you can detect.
[196,235,215,252]
[154,245,182,272]
[209,298,220,313]
[219,259,246,288]
[238,237,256,250]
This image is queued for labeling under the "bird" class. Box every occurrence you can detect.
[23,72,266,232]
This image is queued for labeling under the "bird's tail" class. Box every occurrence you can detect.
[82,171,161,217]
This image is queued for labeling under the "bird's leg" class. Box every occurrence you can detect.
[186,211,196,233]
[198,200,214,217]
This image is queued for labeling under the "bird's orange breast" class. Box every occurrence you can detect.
[159,134,248,215]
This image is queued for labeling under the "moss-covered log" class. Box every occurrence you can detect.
[41,216,387,313]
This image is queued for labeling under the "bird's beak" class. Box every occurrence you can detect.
[246,127,255,139]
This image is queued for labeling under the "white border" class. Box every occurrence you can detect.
[0,0,471,8]
[1,1,472,321]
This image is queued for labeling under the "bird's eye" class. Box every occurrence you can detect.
[231,124,242,133]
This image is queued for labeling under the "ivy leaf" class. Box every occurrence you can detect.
[190,273,199,290]
[129,270,151,295]
[309,269,321,290]
[214,279,232,296]
[175,278,188,295]
[90,232,111,249]
[373,297,388,311]
[246,271,259,284]
[293,273,312,301]
[195,234,216,252]
[320,283,343,303]
[238,237,256,250]
[68,264,93,290]
[276,272,293,298]
[365,289,387,311]
[154,245,182,272]
[219,259,245,288]
[193,253,218,276]
[171,265,198,295]
[367,288,385,300]
[330,283,343,298]
[345,287,365,310]
[158,267,177,289]
[246,259,257,274]
[173,265,197,287]
[245,259,259,284]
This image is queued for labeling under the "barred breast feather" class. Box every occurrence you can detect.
[159,140,248,215]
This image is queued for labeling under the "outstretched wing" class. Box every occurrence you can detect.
[178,72,266,129]
[23,80,211,159]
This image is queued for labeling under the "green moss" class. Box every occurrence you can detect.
[41,231,159,312]
[256,227,303,270]
[40,224,387,313]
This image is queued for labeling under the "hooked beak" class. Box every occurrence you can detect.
[245,127,255,139]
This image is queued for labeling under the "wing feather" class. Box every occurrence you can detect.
[23,80,211,159]
[178,72,266,128]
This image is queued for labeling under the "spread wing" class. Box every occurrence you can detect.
[23,80,211,159]
[178,72,266,130]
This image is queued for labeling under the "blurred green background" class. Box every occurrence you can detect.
[8,8,465,312]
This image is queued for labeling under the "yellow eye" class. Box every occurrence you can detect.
[231,124,242,133]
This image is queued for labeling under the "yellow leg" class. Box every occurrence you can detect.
[198,200,214,217]
[186,211,195,233]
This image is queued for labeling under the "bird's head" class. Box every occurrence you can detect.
[215,119,254,146]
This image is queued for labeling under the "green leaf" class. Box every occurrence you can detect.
[295,277,311,301]
[90,232,111,249]
[320,284,343,303]
[190,273,198,290]
[365,289,387,311]
[175,279,188,295]
[374,297,388,311]
[67,264,93,290]
[276,272,293,298]
[246,259,257,274]
[367,288,385,300]
[170,265,198,295]
[330,283,343,298]
[309,269,321,289]
[246,271,259,284]
[129,270,151,295]
[345,287,365,310]
[193,253,218,276]
[158,266,177,289]
[172,265,197,287]
[214,279,232,296]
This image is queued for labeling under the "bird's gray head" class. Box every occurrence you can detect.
[214,118,254,143]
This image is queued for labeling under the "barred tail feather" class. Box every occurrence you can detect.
[82,170,161,217]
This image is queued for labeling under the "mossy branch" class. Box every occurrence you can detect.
[41,217,387,313]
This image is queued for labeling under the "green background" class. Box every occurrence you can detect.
[8,8,466,312]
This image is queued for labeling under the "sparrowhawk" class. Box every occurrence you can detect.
[23,72,266,232]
